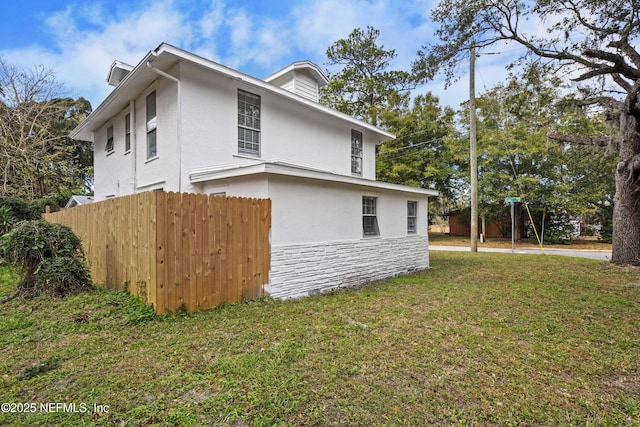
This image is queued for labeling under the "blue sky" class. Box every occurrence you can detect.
[0,0,513,110]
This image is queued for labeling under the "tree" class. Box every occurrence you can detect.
[0,59,93,202]
[467,65,616,241]
[377,92,461,213]
[415,0,640,264]
[321,26,415,126]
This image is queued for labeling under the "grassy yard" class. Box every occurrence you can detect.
[0,251,638,426]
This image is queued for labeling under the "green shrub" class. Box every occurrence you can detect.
[3,220,91,299]
[33,256,92,297]
[0,205,16,235]
[543,212,577,244]
[0,196,61,226]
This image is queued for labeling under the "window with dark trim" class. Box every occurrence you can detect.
[146,91,157,159]
[362,196,379,236]
[407,201,417,234]
[125,113,131,153]
[351,129,363,176]
[106,125,114,152]
[237,89,261,156]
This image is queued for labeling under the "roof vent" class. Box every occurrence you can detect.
[107,61,134,86]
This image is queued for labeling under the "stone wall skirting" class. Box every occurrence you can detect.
[266,235,430,299]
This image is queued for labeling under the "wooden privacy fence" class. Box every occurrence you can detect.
[43,191,271,314]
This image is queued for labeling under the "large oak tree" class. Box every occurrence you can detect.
[414,0,640,264]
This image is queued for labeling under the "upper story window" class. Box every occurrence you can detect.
[351,130,363,176]
[146,91,157,159]
[362,196,379,236]
[106,125,114,153]
[125,113,131,153]
[407,201,417,234]
[238,89,261,157]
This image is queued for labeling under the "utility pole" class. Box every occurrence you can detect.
[469,42,478,252]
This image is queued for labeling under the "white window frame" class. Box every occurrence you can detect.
[106,125,114,153]
[237,89,261,157]
[407,201,418,234]
[125,113,131,153]
[351,129,363,176]
[146,91,157,159]
[362,196,379,236]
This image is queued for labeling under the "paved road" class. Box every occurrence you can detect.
[429,245,612,261]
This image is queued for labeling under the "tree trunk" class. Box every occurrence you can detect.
[515,203,522,241]
[612,110,640,265]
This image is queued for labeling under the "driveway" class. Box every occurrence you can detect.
[429,245,612,261]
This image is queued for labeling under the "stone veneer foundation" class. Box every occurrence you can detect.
[266,235,430,299]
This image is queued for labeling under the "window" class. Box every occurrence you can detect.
[407,201,417,234]
[106,125,114,152]
[351,130,363,176]
[238,89,261,156]
[362,196,379,236]
[125,113,131,153]
[146,91,157,159]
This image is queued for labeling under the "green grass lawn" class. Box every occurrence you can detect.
[1,252,638,426]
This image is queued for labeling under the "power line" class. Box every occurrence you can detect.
[377,137,445,153]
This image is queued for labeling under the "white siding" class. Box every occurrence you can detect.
[93,73,178,199]
[267,74,294,93]
[201,175,269,199]
[198,174,429,245]
[266,68,320,102]
[293,73,318,102]
[94,59,382,202]
[178,61,378,182]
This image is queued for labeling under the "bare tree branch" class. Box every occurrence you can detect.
[574,95,625,110]
[582,48,640,80]
[609,39,640,70]
[547,130,621,147]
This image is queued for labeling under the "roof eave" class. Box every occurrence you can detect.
[70,43,394,143]
[189,161,439,197]
[70,49,159,141]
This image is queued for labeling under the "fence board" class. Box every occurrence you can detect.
[216,196,229,305]
[229,197,241,304]
[169,192,182,313]
[154,191,166,311]
[164,191,178,314]
[183,192,195,311]
[206,195,218,307]
[196,194,206,310]
[43,191,270,314]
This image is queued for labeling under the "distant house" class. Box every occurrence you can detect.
[64,195,94,209]
[447,210,506,239]
[70,43,438,299]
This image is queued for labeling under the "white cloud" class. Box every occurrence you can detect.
[0,0,505,110]
[291,0,362,56]
[1,1,196,106]
[199,0,226,39]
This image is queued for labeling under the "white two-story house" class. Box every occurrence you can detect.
[71,43,438,299]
